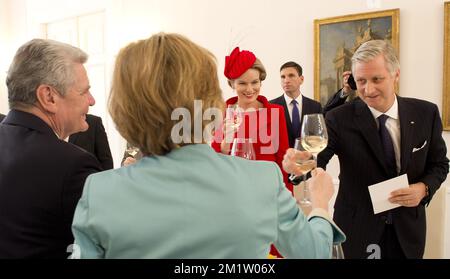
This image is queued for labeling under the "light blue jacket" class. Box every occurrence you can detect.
[72,144,345,258]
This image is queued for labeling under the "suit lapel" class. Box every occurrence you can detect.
[353,101,391,175]
[397,97,414,174]
[301,96,309,117]
[278,96,293,136]
[301,96,316,120]
[68,133,79,144]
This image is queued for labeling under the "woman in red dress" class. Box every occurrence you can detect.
[211,47,291,257]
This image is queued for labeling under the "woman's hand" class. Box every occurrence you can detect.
[282,148,313,176]
[122,157,137,167]
[308,168,334,211]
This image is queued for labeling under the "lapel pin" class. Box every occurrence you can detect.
[410,121,415,125]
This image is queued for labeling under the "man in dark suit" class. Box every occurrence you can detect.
[323,71,357,116]
[0,39,102,258]
[271,61,322,148]
[69,114,113,170]
[317,40,449,258]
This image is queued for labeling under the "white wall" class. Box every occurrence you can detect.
[0,0,26,114]
[0,0,8,114]
[1,0,449,258]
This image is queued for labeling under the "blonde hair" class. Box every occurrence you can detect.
[109,33,224,156]
[227,58,267,87]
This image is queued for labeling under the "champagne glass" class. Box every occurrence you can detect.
[225,104,243,130]
[231,138,256,160]
[300,113,328,159]
[291,138,316,206]
[224,105,243,144]
[122,144,141,167]
[125,145,140,158]
[299,113,328,204]
[331,242,345,259]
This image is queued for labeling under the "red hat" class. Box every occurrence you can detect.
[224,47,256,79]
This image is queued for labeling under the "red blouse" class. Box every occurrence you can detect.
[211,95,292,193]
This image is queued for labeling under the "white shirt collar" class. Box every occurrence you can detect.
[53,130,62,139]
[53,130,69,142]
[283,93,302,106]
[53,130,68,141]
[368,95,399,120]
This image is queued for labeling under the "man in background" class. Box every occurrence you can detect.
[271,61,322,148]
[0,39,102,258]
[323,70,357,115]
[69,114,114,170]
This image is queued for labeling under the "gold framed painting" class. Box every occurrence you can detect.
[443,2,450,131]
[314,9,399,106]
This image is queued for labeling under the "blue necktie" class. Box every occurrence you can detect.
[378,114,396,177]
[291,99,300,138]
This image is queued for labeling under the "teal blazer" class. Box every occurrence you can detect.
[72,144,344,258]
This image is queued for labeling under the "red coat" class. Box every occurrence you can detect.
[211,95,292,193]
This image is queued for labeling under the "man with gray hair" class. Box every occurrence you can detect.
[312,40,448,258]
[0,39,102,258]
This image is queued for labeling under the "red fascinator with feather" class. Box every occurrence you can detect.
[224,47,256,79]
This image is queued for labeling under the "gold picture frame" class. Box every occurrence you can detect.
[443,2,450,130]
[314,9,400,106]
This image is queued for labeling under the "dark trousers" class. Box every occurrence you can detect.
[380,224,406,259]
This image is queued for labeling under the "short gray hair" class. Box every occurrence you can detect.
[6,39,88,108]
[351,40,399,76]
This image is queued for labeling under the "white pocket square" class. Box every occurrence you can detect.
[412,140,427,153]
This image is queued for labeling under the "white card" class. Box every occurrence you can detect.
[368,174,409,214]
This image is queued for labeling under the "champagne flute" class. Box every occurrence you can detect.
[300,113,328,159]
[224,105,243,145]
[299,113,328,204]
[301,113,343,258]
[226,104,243,130]
[331,242,345,259]
[291,138,316,206]
[125,145,140,158]
[231,138,256,160]
[122,144,141,167]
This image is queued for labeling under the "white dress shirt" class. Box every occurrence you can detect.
[283,93,302,123]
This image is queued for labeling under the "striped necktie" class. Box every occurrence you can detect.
[378,114,396,177]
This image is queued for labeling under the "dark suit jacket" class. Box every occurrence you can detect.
[0,110,102,258]
[318,97,449,259]
[270,95,322,147]
[323,89,348,116]
[0,113,5,122]
[69,114,113,170]
[323,89,360,116]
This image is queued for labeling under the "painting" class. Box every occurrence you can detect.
[443,2,450,130]
[314,9,399,106]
